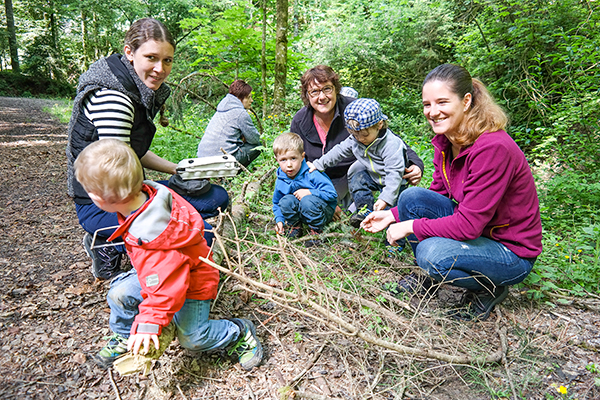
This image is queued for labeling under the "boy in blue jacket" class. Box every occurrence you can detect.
[272,132,338,246]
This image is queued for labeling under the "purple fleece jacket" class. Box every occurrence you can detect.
[392,130,542,258]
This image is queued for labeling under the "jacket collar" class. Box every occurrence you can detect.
[108,183,157,241]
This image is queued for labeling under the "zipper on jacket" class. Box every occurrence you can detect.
[364,142,383,184]
[441,150,452,199]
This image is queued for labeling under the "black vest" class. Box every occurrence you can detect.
[69,54,163,204]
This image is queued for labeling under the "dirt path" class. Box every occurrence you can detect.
[1,96,600,400]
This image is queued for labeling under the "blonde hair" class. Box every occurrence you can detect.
[74,139,143,204]
[423,64,508,147]
[273,132,304,157]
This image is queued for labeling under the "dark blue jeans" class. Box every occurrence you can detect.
[75,181,228,252]
[397,187,535,291]
[279,194,334,230]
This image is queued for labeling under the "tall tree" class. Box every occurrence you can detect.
[272,0,288,115]
[261,0,268,119]
[4,0,20,72]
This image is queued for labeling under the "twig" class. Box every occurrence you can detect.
[177,384,189,400]
[293,391,338,400]
[247,382,256,400]
[108,369,122,400]
[288,343,326,388]
[495,310,517,400]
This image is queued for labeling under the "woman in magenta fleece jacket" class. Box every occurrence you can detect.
[362,64,542,321]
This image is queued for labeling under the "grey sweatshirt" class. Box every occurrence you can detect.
[312,128,407,207]
[197,94,260,157]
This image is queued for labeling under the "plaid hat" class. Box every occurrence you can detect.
[344,98,388,130]
[340,86,358,98]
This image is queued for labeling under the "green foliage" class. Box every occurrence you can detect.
[297,0,456,100]
[0,71,74,97]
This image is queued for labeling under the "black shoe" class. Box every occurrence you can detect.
[285,224,302,239]
[304,227,323,247]
[349,208,372,228]
[383,272,434,297]
[450,285,509,321]
[82,233,123,281]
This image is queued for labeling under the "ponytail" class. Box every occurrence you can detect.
[458,79,508,146]
[159,104,169,127]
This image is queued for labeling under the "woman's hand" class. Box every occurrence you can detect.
[386,220,414,244]
[373,199,389,211]
[403,165,422,186]
[360,210,396,233]
[127,333,160,355]
[307,161,316,173]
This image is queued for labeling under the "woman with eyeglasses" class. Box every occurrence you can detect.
[290,65,424,209]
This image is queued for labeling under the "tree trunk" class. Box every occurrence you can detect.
[4,0,20,73]
[272,0,288,116]
[261,0,268,119]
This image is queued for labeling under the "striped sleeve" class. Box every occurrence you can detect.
[83,89,135,143]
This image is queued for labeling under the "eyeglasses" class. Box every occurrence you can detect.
[308,85,334,98]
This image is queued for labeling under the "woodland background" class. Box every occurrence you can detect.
[1,0,600,398]
[2,0,598,303]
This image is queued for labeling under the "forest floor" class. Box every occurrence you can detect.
[1,96,599,400]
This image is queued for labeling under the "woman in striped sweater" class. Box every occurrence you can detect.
[66,18,228,281]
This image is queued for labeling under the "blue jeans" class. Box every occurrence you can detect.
[107,269,239,351]
[75,181,228,251]
[348,169,407,210]
[397,187,535,291]
[278,194,335,229]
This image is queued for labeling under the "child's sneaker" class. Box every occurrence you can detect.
[304,227,323,247]
[349,208,372,228]
[94,333,128,368]
[228,318,263,371]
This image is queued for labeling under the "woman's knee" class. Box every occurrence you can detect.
[210,184,230,211]
[397,187,428,209]
[415,238,451,279]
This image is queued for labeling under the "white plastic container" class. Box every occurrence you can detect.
[176,155,239,180]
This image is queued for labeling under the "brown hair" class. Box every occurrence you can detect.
[423,64,508,146]
[229,79,252,101]
[300,65,341,107]
[273,132,304,157]
[125,18,175,127]
[124,18,176,53]
[74,139,143,204]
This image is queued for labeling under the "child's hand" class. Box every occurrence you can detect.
[373,199,389,211]
[128,333,160,355]
[293,189,311,200]
[275,221,284,235]
[306,161,316,172]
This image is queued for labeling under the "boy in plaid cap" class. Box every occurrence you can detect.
[308,98,408,228]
